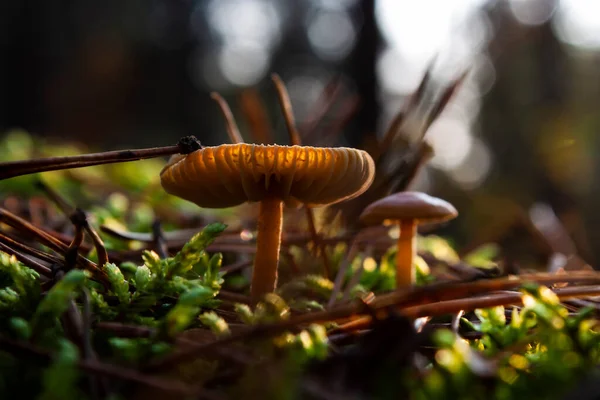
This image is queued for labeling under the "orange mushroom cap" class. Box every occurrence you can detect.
[359,192,458,225]
[160,143,375,208]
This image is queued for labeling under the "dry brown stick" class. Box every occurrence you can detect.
[211,92,244,144]
[221,259,253,274]
[371,272,600,311]
[34,181,110,275]
[272,73,302,146]
[75,210,109,268]
[328,240,359,308]
[304,207,332,279]
[65,215,85,270]
[0,208,70,252]
[61,209,109,273]
[150,272,600,369]
[160,274,600,369]
[320,96,360,147]
[372,60,434,161]
[151,219,169,259]
[239,88,274,144]
[422,69,469,136]
[0,334,219,398]
[100,225,242,244]
[373,111,406,163]
[218,290,252,304]
[0,241,52,276]
[406,59,435,113]
[35,179,74,215]
[95,322,253,365]
[0,232,60,267]
[0,144,181,181]
[301,77,343,143]
[341,247,372,302]
[335,285,600,332]
[143,302,357,372]
[403,285,600,319]
[100,223,356,248]
[79,359,224,400]
[0,208,108,284]
[80,287,106,398]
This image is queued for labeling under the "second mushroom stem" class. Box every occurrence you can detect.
[397,219,417,288]
[251,196,283,304]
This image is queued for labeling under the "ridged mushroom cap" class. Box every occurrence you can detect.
[359,192,458,225]
[160,143,375,208]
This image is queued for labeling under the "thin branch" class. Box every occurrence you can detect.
[271,73,302,146]
[374,111,405,163]
[0,207,108,285]
[422,69,470,137]
[94,322,253,365]
[151,219,169,259]
[371,272,600,311]
[0,334,220,398]
[338,285,600,332]
[211,92,244,144]
[0,240,52,276]
[375,58,436,161]
[79,211,109,268]
[328,240,359,308]
[239,88,274,144]
[301,77,343,143]
[341,247,371,302]
[0,232,56,271]
[221,259,252,274]
[218,290,252,304]
[65,214,85,271]
[1,145,174,181]
[149,271,600,370]
[35,179,74,215]
[320,96,360,147]
[304,207,331,279]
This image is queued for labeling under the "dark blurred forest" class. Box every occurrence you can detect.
[1,0,600,269]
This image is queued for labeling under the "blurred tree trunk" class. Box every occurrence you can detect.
[345,0,380,147]
[0,0,43,133]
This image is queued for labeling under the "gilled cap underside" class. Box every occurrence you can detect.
[160,143,375,208]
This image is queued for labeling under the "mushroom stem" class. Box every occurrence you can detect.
[251,196,283,304]
[396,219,417,288]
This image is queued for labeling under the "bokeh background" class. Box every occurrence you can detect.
[1,0,600,268]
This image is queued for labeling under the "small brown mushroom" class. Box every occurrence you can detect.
[359,191,457,288]
[161,143,375,303]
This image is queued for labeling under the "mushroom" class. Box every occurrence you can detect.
[359,192,457,288]
[161,143,375,303]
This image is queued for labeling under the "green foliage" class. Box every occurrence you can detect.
[198,311,230,336]
[409,283,600,400]
[464,244,501,269]
[108,337,171,364]
[278,274,334,306]
[418,235,460,263]
[0,222,228,395]
[88,223,226,326]
[0,252,40,314]
[103,263,130,304]
[234,303,256,325]
[163,287,215,337]
[31,270,88,334]
[169,223,226,277]
[38,339,83,400]
[5,131,600,399]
